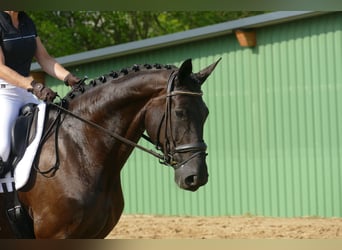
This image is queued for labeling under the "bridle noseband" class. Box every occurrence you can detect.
[155,71,208,169]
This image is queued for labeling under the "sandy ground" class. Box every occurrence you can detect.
[107,214,342,239]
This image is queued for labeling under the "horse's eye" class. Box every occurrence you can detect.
[175,109,187,120]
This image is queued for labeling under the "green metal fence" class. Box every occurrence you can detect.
[48,12,342,217]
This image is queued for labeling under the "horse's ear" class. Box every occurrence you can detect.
[195,58,221,85]
[178,58,193,79]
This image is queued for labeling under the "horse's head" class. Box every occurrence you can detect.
[145,58,220,191]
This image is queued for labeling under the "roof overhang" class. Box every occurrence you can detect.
[31,11,328,71]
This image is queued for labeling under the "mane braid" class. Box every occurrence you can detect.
[62,63,177,103]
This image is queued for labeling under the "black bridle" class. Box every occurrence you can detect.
[46,71,207,171]
[153,71,208,169]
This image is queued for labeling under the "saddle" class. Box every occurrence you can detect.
[0,103,39,178]
[0,103,40,238]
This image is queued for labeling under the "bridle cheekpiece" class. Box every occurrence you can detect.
[156,71,208,169]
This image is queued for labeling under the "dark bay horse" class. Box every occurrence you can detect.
[0,58,220,238]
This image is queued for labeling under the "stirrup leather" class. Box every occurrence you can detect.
[0,157,10,177]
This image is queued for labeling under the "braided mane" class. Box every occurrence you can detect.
[63,63,177,103]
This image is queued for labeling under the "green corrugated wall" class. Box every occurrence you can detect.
[47,12,342,217]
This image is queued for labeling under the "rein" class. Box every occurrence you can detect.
[47,70,207,170]
[50,101,166,163]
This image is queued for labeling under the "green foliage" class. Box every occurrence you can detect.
[27,11,264,57]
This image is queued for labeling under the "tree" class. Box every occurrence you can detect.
[28,11,263,57]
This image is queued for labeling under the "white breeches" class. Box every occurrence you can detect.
[0,85,40,162]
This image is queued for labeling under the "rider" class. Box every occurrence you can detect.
[0,11,80,174]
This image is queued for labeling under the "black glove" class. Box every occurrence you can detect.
[28,81,57,102]
[64,73,81,87]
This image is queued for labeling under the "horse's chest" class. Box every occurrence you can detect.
[80,187,124,237]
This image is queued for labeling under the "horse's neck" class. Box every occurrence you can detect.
[66,71,168,147]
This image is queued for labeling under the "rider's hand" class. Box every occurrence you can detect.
[28,81,57,103]
[64,73,81,87]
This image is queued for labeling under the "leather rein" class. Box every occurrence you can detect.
[48,71,207,170]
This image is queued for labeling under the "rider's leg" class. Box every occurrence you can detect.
[0,91,22,168]
[0,87,40,174]
[0,87,38,169]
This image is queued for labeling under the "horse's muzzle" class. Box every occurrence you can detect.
[174,156,208,191]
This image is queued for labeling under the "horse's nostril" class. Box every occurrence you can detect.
[185,175,197,186]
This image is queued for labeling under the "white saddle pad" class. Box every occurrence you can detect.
[14,101,46,190]
[0,102,46,192]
